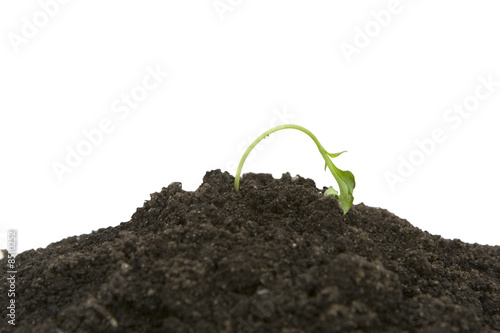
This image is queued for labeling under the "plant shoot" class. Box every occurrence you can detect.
[234,124,355,214]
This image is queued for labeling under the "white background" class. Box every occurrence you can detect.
[1,0,499,256]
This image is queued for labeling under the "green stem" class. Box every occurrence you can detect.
[234,124,329,190]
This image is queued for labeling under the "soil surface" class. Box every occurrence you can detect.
[1,170,500,332]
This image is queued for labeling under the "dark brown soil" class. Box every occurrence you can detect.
[1,170,500,332]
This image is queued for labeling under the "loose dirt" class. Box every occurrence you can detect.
[1,170,499,332]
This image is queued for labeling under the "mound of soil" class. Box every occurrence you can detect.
[1,170,500,332]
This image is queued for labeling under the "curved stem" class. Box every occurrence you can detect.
[234,124,328,190]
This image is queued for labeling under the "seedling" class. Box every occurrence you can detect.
[234,124,356,214]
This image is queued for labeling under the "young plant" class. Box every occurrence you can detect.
[234,124,356,214]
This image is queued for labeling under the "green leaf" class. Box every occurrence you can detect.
[324,151,347,170]
[327,150,347,158]
[324,186,339,198]
[323,153,355,215]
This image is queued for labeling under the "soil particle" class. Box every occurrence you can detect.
[1,170,499,332]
